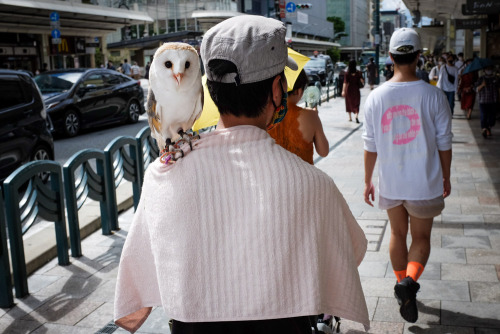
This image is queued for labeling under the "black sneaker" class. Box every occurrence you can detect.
[394,276,420,323]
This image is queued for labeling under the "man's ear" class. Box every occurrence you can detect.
[272,75,282,105]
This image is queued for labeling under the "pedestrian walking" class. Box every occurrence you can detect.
[121,59,131,76]
[416,59,429,83]
[107,61,116,71]
[342,60,364,123]
[131,61,141,79]
[458,59,477,120]
[268,69,329,164]
[428,56,444,86]
[476,65,499,138]
[437,55,459,115]
[366,57,378,90]
[362,28,453,324]
[114,15,369,334]
[145,61,151,79]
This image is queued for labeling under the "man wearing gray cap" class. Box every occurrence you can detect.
[114,15,369,333]
[363,28,453,323]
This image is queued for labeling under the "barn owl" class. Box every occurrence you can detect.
[147,42,203,157]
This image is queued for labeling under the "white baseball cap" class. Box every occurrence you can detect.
[201,15,298,85]
[389,28,422,55]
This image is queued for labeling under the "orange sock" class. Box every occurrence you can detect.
[407,262,424,281]
[394,270,407,283]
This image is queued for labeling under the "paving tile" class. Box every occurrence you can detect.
[360,277,398,298]
[358,261,389,278]
[431,223,464,236]
[134,307,172,333]
[34,276,102,299]
[475,328,500,334]
[373,297,440,325]
[362,251,391,262]
[84,280,116,303]
[442,235,491,249]
[23,297,103,326]
[334,319,404,333]
[466,248,500,265]
[30,322,94,333]
[463,224,500,236]
[496,264,500,281]
[403,324,474,334]
[441,301,500,328]
[428,248,466,264]
[42,256,105,279]
[384,263,441,281]
[93,262,120,280]
[441,214,484,224]
[75,302,113,329]
[461,204,500,215]
[417,280,470,301]
[26,274,61,294]
[1,294,54,321]
[0,318,42,333]
[470,282,500,303]
[441,263,499,282]
[483,214,500,224]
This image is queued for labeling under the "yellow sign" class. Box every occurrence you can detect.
[58,38,68,53]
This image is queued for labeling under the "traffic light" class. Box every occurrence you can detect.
[296,3,312,9]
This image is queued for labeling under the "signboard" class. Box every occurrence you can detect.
[49,12,59,22]
[52,38,61,45]
[85,37,100,47]
[297,11,308,24]
[466,0,500,14]
[286,2,296,12]
[455,18,488,30]
[279,0,286,18]
[51,29,61,39]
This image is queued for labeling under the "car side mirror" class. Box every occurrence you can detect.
[77,84,97,97]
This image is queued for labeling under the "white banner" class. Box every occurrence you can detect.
[297,11,308,24]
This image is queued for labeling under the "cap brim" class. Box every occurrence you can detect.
[286,55,298,71]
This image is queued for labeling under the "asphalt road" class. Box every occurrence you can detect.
[53,114,149,165]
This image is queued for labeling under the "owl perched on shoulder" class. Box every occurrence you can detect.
[147,42,203,152]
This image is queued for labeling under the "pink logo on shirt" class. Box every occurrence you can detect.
[381,105,421,145]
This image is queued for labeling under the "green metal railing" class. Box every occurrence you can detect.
[0,126,160,303]
[104,136,142,231]
[0,188,13,307]
[63,149,113,258]
[3,161,70,298]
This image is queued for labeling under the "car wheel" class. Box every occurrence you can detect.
[127,100,141,123]
[64,110,80,137]
[31,145,52,183]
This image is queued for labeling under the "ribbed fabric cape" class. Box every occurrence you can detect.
[114,125,369,332]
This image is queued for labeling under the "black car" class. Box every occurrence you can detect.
[35,68,145,137]
[0,69,54,182]
[304,55,334,86]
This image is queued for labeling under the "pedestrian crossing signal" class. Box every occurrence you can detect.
[296,3,312,8]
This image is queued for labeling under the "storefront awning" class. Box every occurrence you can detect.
[0,0,153,36]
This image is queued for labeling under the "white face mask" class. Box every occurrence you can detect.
[438,61,444,66]
[485,70,493,75]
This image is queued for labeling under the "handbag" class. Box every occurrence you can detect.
[358,72,365,88]
[445,66,455,84]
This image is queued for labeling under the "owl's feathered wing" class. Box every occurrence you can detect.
[146,42,203,151]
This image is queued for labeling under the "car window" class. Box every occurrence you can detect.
[82,73,105,89]
[305,59,326,69]
[103,73,122,86]
[0,75,28,110]
[35,72,82,94]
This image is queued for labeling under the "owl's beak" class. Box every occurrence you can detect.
[173,73,183,85]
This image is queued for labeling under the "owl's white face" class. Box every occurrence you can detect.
[150,47,200,92]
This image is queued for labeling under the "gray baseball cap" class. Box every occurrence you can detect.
[201,15,298,85]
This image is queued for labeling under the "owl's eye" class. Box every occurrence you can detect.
[185,61,190,69]
[165,61,172,68]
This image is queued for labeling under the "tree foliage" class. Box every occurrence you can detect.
[327,16,345,34]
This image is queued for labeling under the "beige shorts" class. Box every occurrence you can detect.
[379,195,445,219]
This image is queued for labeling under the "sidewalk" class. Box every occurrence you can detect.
[1,84,499,333]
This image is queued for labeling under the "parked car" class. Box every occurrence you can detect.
[304,55,334,86]
[35,68,145,137]
[0,69,54,182]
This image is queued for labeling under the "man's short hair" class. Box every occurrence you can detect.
[390,51,419,65]
[207,59,283,118]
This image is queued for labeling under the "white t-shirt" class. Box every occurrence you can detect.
[437,64,459,92]
[362,80,453,200]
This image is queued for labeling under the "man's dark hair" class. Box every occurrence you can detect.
[206,59,282,118]
[390,51,419,65]
[291,70,309,93]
